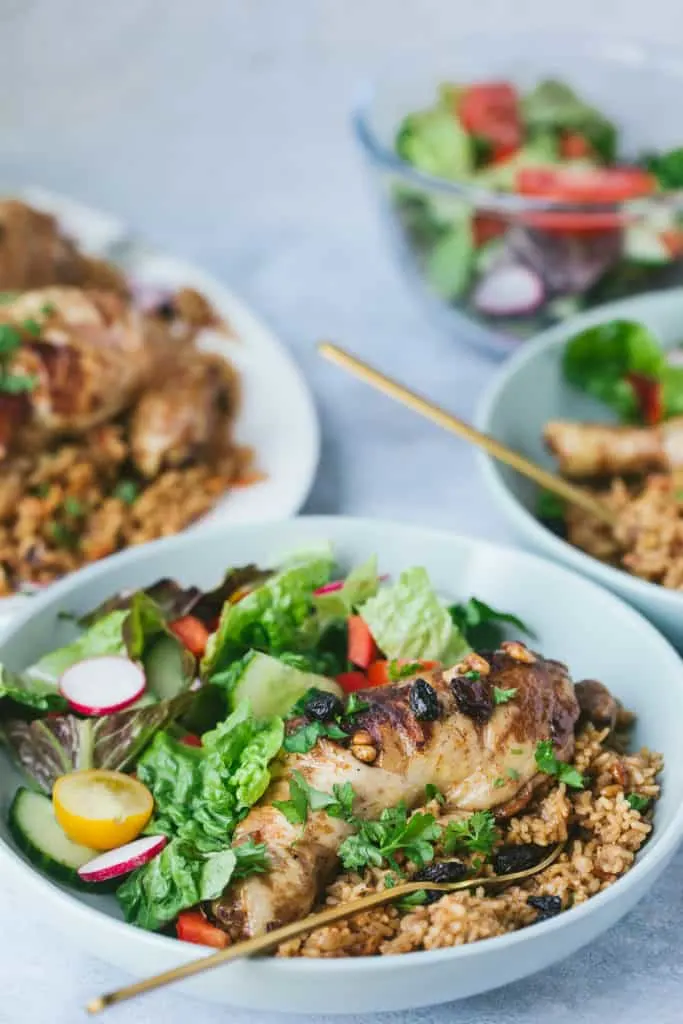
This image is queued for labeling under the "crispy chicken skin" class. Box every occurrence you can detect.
[544,418,683,479]
[0,200,128,294]
[210,645,579,939]
[130,352,239,477]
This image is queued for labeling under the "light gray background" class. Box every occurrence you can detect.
[1,2,683,1021]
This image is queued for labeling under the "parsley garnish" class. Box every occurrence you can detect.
[0,323,21,356]
[283,719,347,753]
[424,783,446,806]
[232,838,269,878]
[449,597,534,649]
[507,768,520,781]
[113,479,140,505]
[0,372,37,394]
[273,772,355,825]
[40,302,56,316]
[22,318,41,337]
[463,669,481,681]
[537,489,565,521]
[47,521,78,550]
[338,803,441,873]
[442,811,499,857]
[397,889,429,910]
[388,660,424,682]
[535,740,585,789]
[626,793,650,813]
[62,496,85,518]
[493,777,505,788]
[345,693,370,716]
[32,482,50,498]
[0,323,38,396]
[493,686,517,704]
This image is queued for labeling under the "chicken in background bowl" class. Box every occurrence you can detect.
[354,36,683,356]
[0,200,258,596]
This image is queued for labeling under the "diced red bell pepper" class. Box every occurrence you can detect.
[626,373,664,426]
[459,82,522,158]
[367,659,439,688]
[347,615,376,669]
[176,910,229,948]
[559,131,593,160]
[179,733,202,748]
[169,615,210,657]
[336,671,370,693]
[473,213,507,248]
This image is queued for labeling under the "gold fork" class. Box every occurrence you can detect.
[87,841,565,1014]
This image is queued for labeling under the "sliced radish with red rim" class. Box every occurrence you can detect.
[473,265,544,317]
[59,656,145,716]
[77,834,167,882]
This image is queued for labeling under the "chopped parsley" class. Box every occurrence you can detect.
[493,777,505,788]
[338,803,441,873]
[0,372,38,394]
[507,768,520,781]
[0,322,38,396]
[626,793,650,813]
[397,889,429,910]
[388,660,424,682]
[62,496,85,518]
[272,771,352,826]
[232,838,270,878]
[537,489,566,521]
[22,318,42,338]
[0,323,21,356]
[535,740,585,790]
[283,719,347,754]
[47,521,78,550]
[493,686,517,705]
[40,302,56,316]
[449,597,534,649]
[424,783,446,806]
[463,669,481,681]
[32,482,50,498]
[442,811,499,858]
[113,479,140,505]
[345,693,370,716]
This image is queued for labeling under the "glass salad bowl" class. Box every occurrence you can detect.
[353,35,683,358]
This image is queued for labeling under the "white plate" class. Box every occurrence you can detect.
[1,516,683,1014]
[0,188,320,624]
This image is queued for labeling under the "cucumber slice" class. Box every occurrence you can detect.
[144,634,194,701]
[231,652,342,718]
[8,788,97,889]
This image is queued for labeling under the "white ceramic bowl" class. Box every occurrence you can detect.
[476,288,683,650]
[1,517,682,1014]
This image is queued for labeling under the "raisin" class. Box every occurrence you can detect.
[527,894,562,921]
[493,844,548,876]
[156,300,176,320]
[409,678,440,721]
[451,673,493,725]
[414,860,468,884]
[305,690,344,722]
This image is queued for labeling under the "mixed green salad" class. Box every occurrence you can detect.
[0,545,532,947]
[393,78,683,339]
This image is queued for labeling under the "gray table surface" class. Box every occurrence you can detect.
[1,2,683,1021]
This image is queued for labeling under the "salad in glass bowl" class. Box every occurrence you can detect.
[354,36,683,356]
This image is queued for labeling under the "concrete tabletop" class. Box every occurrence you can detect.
[1,2,682,1021]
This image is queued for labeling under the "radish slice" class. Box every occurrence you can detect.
[77,834,167,882]
[315,574,389,596]
[59,656,145,716]
[473,265,544,316]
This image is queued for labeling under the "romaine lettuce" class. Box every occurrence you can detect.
[358,567,469,664]
[313,557,379,626]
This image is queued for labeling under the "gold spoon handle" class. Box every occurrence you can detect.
[318,341,614,527]
[87,843,564,1014]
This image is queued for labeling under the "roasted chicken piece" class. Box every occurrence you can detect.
[0,200,127,294]
[544,417,683,479]
[210,644,580,939]
[129,352,239,477]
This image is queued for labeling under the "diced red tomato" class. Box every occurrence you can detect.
[473,213,507,247]
[661,229,683,259]
[347,615,376,669]
[626,373,664,426]
[559,131,593,160]
[366,659,439,688]
[517,166,655,204]
[169,615,210,657]
[176,910,229,948]
[336,670,371,693]
[179,734,202,748]
[459,82,522,159]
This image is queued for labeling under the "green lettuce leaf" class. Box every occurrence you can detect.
[358,567,469,664]
[25,611,128,686]
[396,108,473,181]
[0,691,194,793]
[313,557,379,626]
[0,665,67,717]
[521,79,616,162]
[201,551,334,678]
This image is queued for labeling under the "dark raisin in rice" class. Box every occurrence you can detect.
[414,860,468,884]
[305,690,344,722]
[527,894,562,921]
[409,678,440,721]
[493,844,549,876]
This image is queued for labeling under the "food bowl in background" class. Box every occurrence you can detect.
[476,288,683,647]
[353,35,683,358]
